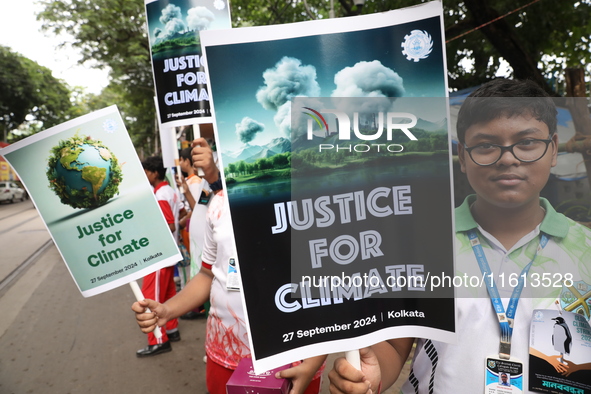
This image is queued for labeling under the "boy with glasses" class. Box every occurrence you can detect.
[328,78,591,393]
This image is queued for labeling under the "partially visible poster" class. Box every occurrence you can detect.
[201,1,456,373]
[0,106,181,297]
[0,142,19,181]
[529,309,591,393]
[145,0,232,127]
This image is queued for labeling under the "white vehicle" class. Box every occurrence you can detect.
[0,181,26,203]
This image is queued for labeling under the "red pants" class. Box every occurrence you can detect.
[206,357,322,394]
[141,266,178,345]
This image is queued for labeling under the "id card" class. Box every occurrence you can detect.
[198,189,211,205]
[226,258,240,291]
[485,356,523,394]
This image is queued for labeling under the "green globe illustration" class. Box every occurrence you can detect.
[47,134,123,209]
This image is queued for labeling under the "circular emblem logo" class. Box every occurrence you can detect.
[401,30,433,62]
[103,118,117,133]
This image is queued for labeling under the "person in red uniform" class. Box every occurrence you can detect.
[133,141,326,392]
[137,155,182,357]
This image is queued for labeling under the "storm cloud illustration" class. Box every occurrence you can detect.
[255,57,321,137]
[236,117,265,144]
[331,60,405,114]
[154,4,215,42]
[256,57,321,111]
[187,7,215,31]
[332,60,405,98]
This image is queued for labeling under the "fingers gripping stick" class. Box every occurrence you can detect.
[129,280,162,339]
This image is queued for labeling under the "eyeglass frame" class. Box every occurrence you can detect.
[463,137,554,166]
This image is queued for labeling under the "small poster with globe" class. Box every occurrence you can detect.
[0,106,182,297]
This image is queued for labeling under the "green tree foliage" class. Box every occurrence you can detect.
[271,152,290,167]
[257,157,273,171]
[225,152,292,179]
[227,162,237,177]
[38,0,156,152]
[443,0,591,93]
[237,160,247,175]
[35,0,591,150]
[0,46,71,142]
[231,0,591,93]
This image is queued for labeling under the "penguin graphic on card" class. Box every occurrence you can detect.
[551,316,572,364]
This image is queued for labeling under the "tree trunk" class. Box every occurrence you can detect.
[463,0,551,94]
[564,68,591,183]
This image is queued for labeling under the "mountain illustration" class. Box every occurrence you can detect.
[153,30,199,52]
[414,117,448,132]
[265,137,291,154]
[222,137,291,165]
[220,116,446,165]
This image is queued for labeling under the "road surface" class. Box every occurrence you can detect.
[0,199,406,393]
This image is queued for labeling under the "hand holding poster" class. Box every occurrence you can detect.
[200,1,456,373]
[0,106,181,297]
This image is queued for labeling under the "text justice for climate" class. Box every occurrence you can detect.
[270,185,421,314]
[75,209,152,267]
[161,54,209,106]
[271,185,413,234]
[272,185,413,268]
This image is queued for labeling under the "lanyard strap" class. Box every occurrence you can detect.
[467,229,549,359]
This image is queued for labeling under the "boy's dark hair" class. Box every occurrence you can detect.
[179,147,192,163]
[456,78,557,144]
[141,155,166,180]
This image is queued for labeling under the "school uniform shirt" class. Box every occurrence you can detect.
[154,181,182,267]
[186,174,209,277]
[202,191,250,370]
[202,191,326,381]
[402,195,591,393]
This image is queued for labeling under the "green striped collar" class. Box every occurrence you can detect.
[455,195,569,238]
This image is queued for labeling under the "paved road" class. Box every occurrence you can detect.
[0,200,210,393]
[0,200,405,393]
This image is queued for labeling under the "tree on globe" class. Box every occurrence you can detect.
[47,134,123,209]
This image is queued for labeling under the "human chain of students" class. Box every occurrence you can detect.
[298,270,574,293]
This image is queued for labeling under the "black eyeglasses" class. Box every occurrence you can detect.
[463,138,553,166]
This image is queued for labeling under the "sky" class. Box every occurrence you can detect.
[0,0,110,94]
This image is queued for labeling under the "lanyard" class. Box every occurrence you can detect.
[467,229,549,359]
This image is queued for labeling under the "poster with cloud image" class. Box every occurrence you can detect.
[201,2,456,373]
[0,106,181,297]
[144,0,231,126]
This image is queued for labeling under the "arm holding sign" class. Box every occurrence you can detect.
[276,355,327,394]
[191,137,219,185]
[176,173,196,211]
[329,338,414,394]
[132,266,213,332]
